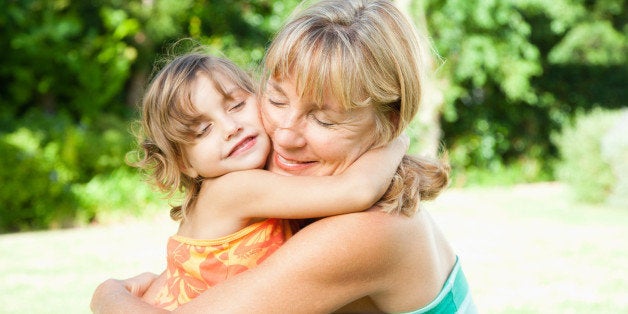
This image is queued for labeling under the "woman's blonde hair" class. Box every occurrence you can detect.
[264,0,449,215]
[129,51,255,221]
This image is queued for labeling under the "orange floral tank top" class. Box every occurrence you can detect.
[153,218,293,309]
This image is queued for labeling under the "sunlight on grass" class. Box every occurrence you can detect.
[0,183,626,313]
[0,216,178,313]
[429,183,628,313]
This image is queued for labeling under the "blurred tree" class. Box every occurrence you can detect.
[0,0,138,123]
[0,0,300,123]
[0,0,625,230]
[415,0,626,182]
[0,0,301,231]
[121,0,300,107]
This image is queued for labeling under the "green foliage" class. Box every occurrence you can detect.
[451,158,553,187]
[0,112,137,232]
[0,0,303,231]
[72,167,164,224]
[417,0,627,183]
[0,0,626,229]
[0,127,77,232]
[553,108,620,203]
[122,0,300,76]
[420,0,548,177]
[1,0,138,121]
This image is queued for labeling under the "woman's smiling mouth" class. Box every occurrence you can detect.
[273,151,316,172]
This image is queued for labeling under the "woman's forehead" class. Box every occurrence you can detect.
[267,77,346,111]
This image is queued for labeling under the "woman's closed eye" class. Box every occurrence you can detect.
[267,96,287,107]
[310,112,336,127]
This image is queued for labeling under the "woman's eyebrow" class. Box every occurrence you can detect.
[267,81,286,95]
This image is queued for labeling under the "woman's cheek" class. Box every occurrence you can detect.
[260,105,277,136]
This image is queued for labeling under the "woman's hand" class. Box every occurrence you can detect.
[91,272,164,314]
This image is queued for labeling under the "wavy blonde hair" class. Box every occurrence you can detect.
[263,0,449,216]
[129,51,255,221]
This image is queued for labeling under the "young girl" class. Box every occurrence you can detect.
[131,51,407,309]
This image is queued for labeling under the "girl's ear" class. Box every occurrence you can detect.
[178,158,198,178]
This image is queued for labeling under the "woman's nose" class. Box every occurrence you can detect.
[273,126,306,149]
[262,102,307,149]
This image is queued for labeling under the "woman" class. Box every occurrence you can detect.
[91,0,476,312]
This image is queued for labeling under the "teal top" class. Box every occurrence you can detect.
[400,257,477,314]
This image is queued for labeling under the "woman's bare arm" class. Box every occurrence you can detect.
[91,211,406,313]
[173,210,407,313]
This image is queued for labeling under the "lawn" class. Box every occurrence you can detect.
[0,183,626,313]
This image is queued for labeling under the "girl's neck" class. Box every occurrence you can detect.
[175,183,261,239]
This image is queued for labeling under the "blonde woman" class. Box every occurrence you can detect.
[92,1,477,313]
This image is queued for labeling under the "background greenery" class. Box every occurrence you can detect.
[1,0,626,232]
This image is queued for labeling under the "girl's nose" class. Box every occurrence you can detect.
[223,118,242,141]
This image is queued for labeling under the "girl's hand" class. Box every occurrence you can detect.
[90,272,159,313]
[338,133,409,209]
[123,272,159,297]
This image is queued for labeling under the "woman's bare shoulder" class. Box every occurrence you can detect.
[308,208,406,228]
[289,209,452,279]
[299,209,416,241]
[294,210,455,312]
[287,210,417,269]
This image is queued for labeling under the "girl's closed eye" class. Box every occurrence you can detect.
[229,100,246,112]
[196,122,213,138]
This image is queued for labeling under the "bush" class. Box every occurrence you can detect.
[450,158,553,188]
[73,167,164,224]
[552,108,620,203]
[0,129,77,232]
[601,109,628,208]
[0,112,145,232]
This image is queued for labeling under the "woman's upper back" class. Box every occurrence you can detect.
[294,207,457,313]
[367,210,455,313]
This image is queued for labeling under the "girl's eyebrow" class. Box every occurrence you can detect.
[223,86,246,101]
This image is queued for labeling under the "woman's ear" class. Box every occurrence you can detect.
[389,111,401,131]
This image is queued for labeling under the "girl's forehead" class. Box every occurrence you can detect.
[198,72,247,98]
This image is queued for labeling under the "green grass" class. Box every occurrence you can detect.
[0,183,626,313]
[430,183,628,313]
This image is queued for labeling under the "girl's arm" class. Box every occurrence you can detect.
[203,135,408,219]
